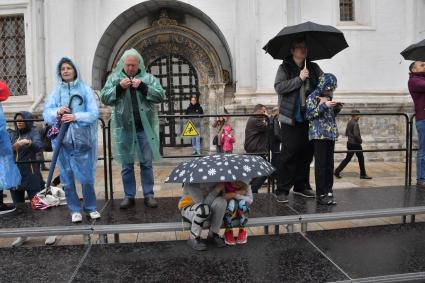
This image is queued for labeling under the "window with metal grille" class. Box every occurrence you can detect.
[340,0,355,21]
[0,14,27,96]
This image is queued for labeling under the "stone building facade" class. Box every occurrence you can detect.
[0,0,424,160]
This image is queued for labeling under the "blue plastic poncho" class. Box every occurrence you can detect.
[0,103,21,189]
[43,57,99,186]
[100,48,165,164]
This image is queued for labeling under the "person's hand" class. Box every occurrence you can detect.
[119,78,132,89]
[61,113,76,123]
[131,78,142,89]
[57,107,70,115]
[299,67,309,81]
[20,139,31,145]
[325,100,337,108]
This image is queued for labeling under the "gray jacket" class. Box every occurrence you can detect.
[274,58,323,126]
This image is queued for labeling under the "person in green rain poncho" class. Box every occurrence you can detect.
[101,49,165,209]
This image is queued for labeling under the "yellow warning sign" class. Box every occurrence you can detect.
[182,120,200,137]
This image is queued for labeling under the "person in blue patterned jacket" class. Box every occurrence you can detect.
[305,73,343,205]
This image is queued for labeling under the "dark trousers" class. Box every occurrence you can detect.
[314,140,335,196]
[335,143,366,176]
[276,122,314,195]
[10,189,38,204]
[0,192,3,204]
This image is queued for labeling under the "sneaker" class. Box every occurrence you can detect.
[71,212,83,223]
[236,228,248,245]
[119,198,135,209]
[0,203,16,215]
[12,236,28,247]
[45,236,57,245]
[360,175,372,179]
[274,193,289,203]
[334,172,342,179]
[144,196,158,208]
[206,232,226,248]
[88,211,101,219]
[293,189,316,198]
[187,237,207,251]
[224,230,236,246]
[317,195,332,205]
[327,193,337,205]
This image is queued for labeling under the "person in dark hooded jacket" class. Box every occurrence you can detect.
[9,111,43,202]
[185,95,203,155]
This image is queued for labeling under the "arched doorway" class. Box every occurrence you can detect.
[93,3,233,152]
[147,54,199,147]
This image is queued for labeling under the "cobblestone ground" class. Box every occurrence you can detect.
[0,158,420,248]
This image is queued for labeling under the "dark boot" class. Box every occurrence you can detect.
[120,198,135,209]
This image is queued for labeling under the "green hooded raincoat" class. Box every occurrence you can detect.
[100,49,165,164]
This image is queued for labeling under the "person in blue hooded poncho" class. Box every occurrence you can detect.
[305,73,343,205]
[0,81,20,215]
[43,57,100,223]
[100,48,165,209]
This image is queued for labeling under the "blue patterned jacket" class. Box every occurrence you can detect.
[305,73,341,141]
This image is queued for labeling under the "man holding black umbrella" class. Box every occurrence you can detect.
[273,38,323,203]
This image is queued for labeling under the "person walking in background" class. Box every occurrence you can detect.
[212,116,226,153]
[221,124,235,153]
[0,81,20,215]
[274,38,323,203]
[334,110,372,180]
[185,95,203,155]
[244,104,269,193]
[305,73,342,205]
[43,57,100,223]
[100,48,165,209]
[408,61,425,188]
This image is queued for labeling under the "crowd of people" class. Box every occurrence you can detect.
[2,37,424,252]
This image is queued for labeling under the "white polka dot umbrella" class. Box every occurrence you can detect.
[165,154,275,184]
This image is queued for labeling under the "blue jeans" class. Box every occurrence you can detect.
[191,136,201,153]
[416,120,425,182]
[64,183,97,213]
[121,131,154,199]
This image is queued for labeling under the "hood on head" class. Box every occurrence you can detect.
[14,111,34,132]
[316,73,337,96]
[113,48,146,77]
[223,124,233,132]
[56,57,80,84]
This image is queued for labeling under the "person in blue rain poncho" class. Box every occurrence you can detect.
[100,48,165,209]
[43,57,100,223]
[0,81,21,215]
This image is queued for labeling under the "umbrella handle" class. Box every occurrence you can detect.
[67,94,83,112]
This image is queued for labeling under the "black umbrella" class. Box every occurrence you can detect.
[165,154,275,184]
[263,21,349,60]
[45,94,83,191]
[401,39,425,61]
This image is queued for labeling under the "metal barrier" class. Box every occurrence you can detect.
[5,117,110,200]
[332,112,410,186]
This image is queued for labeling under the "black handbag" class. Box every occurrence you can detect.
[212,135,218,146]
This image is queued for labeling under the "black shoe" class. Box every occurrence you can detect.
[417,181,425,189]
[334,172,342,179]
[317,195,332,205]
[119,198,135,209]
[187,237,207,251]
[274,193,289,203]
[293,189,316,198]
[0,203,16,215]
[360,175,372,179]
[327,193,337,205]
[144,196,158,208]
[206,233,226,248]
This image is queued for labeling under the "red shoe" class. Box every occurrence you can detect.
[224,229,236,245]
[236,228,248,244]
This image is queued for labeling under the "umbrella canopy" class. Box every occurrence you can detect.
[165,154,275,184]
[401,39,425,61]
[263,21,349,61]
